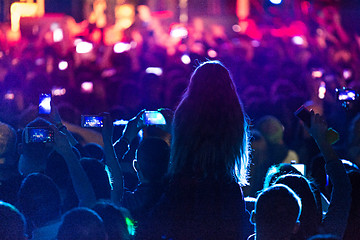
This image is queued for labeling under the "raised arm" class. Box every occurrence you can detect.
[101,113,124,207]
[113,110,145,160]
[51,125,96,208]
[307,111,351,238]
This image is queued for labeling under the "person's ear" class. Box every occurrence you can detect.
[18,143,23,155]
[250,210,256,224]
[292,220,300,234]
[132,159,138,173]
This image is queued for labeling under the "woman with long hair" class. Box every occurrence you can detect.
[138,61,252,240]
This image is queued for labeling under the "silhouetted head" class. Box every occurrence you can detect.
[169,61,250,184]
[253,184,301,240]
[81,158,111,200]
[0,201,27,240]
[0,122,17,166]
[93,201,131,240]
[18,118,54,175]
[57,207,107,240]
[275,174,319,239]
[134,137,170,183]
[17,173,61,228]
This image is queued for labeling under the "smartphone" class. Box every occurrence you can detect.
[25,127,54,143]
[294,105,311,128]
[39,93,51,114]
[81,115,104,128]
[336,88,357,101]
[142,111,166,125]
[292,163,306,175]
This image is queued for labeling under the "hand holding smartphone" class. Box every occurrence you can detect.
[141,111,166,126]
[294,105,339,144]
[25,127,54,143]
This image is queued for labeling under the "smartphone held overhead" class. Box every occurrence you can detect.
[142,111,166,126]
[39,93,51,114]
[25,127,54,143]
[81,115,104,128]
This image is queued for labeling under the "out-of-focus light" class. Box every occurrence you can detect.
[318,81,326,99]
[53,28,63,42]
[11,58,19,65]
[58,61,68,71]
[170,26,188,38]
[343,69,352,80]
[74,38,82,46]
[181,54,191,65]
[35,58,45,66]
[145,67,163,76]
[312,69,323,79]
[251,40,260,47]
[76,41,93,54]
[113,42,131,53]
[270,0,282,4]
[81,82,94,93]
[338,90,356,101]
[130,41,137,49]
[125,217,136,236]
[0,52,3,58]
[4,91,15,100]
[207,49,217,58]
[52,87,66,96]
[292,36,304,45]
[232,24,241,33]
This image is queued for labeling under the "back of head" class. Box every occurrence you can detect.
[93,202,130,240]
[0,201,26,240]
[17,173,61,227]
[275,174,319,239]
[170,61,250,184]
[80,158,111,200]
[255,184,301,240]
[57,207,107,240]
[136,137,170,183]
[256,115,284,145]
[343,170,360,240]
[0,122,17,165]
[19,117,54,175]
[263,163,302,189]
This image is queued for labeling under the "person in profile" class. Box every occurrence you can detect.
[138,61,252,239]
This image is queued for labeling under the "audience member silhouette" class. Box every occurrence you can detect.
[17,173,62,240]
[139,61,252,239]
[0,201,27,240]
[250,184,302,240]
[57,207,107,240]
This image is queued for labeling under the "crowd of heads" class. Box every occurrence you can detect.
[0,2,360,240]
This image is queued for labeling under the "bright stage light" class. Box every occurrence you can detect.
[113,42,131,53]
[58,61,68,71]
[181,54,191,65]
[269,0,282,4]
[76,41,93,54]
[81,82,94,93]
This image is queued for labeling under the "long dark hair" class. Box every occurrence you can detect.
[168,61,250,184]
